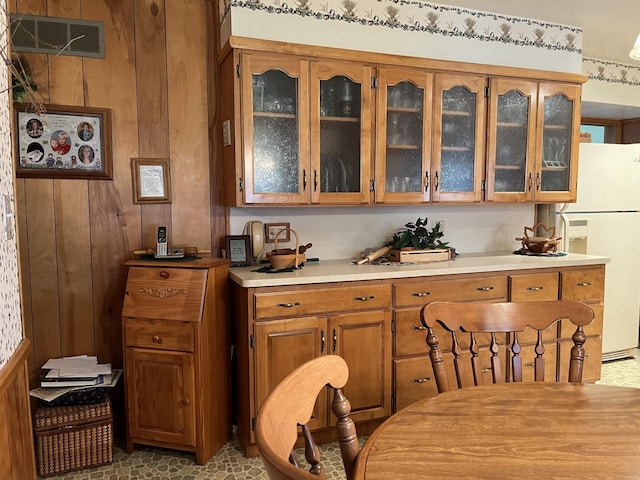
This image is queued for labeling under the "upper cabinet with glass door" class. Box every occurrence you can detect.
[240,54,310,204]
[375,68,432,204]
[310,60,372,205]
[432,74,486,202]
[533,83,581,203]
[485,78,538,202]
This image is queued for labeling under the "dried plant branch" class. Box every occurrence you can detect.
[1,13,88,113]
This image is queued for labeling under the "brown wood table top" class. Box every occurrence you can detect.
[353,383,640,480]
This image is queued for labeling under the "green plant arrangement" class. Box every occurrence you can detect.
[388,216,449,250]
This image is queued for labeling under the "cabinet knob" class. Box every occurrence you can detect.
[276,302,300,308]
[152,335,162,344]
[183,398,191,405]
[353,295,375,302]
[159,271,169,279]
[410,377,431,384]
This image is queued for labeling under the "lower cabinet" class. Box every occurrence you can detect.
[233,264,605,455]
[125,346,196,446]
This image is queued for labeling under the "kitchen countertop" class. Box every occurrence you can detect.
[229,251,610,288]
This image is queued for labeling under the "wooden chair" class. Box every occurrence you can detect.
[255,355,360,480]
[420,300,594,393]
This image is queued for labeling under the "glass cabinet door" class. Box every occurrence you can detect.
[534,83,580,202]
[486,79,537,202]
[310,61,372,204]
[375,68,432,203]
[241,54,310,204]
[433,74,485,202]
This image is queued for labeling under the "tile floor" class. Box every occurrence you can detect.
[38,351,640,480]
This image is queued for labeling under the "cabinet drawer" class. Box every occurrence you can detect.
[509,273,559,302]
[122,267,207,321]
[254,285,391,319]
[394,276,507,307]
[394,357,438,412]
[394,308,506,357]
[560,268,605,302]
[124,318,195,352]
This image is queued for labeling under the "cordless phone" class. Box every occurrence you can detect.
[156,226,168,256]
[154,226,185,259]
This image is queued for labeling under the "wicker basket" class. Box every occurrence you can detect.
[266,228,306,269]
[34,398,113,477]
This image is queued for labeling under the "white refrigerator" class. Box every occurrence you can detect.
[540,142,640,361]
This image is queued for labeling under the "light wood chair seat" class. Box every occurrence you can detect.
[255,355,360,480]
[420,300,594,393]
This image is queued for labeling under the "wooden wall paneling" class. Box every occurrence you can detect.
[0,340,37,480]
[134,0,172,248]
[14,181,36,385]
[82,0,139,367]
[45,1,95,357]
[82,0,141,260]
[13,0,50,387]
[205,0,227,254]
[25,180,61,371]
[54,180,94,355]
[165,0,211,250]
[0,399,10,478]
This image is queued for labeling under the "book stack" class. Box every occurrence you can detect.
[40,355,112,388]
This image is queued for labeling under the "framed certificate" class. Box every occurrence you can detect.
[225,235,251,267]
[131,158,172,204]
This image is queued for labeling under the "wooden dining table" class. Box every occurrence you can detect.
[352,382,640,479]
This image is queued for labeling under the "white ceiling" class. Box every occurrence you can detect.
[433,1,640,119]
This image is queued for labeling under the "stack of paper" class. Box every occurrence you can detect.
[40,355,112,388]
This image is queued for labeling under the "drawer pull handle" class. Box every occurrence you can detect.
[527,286,543,291]
[276,302,300,308]
[410,377,431,384]
[152,335,162,344]
[525,362,534,367]
[481,368,491,373]
[160,271,169,279]
[576,282,592,287]
[412,292,431,297]
[183,398,191,405]
[354,296,375,301]
[476,287,494,291]
[411,325,427,331]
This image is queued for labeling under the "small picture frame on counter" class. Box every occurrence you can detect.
[265,222,291,243]
[225,235,251,267]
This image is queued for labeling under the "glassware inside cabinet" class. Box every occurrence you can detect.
[440,85,476,193]
[252,69,300,193]
[319,75,361,193]
[494,89,529,192]
[385,81,424,193]
[541,94,573,192]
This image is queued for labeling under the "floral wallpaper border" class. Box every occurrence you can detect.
[222,0,582,55]
[583,57,640,87]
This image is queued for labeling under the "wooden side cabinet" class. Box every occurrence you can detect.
[121,258,230,465]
